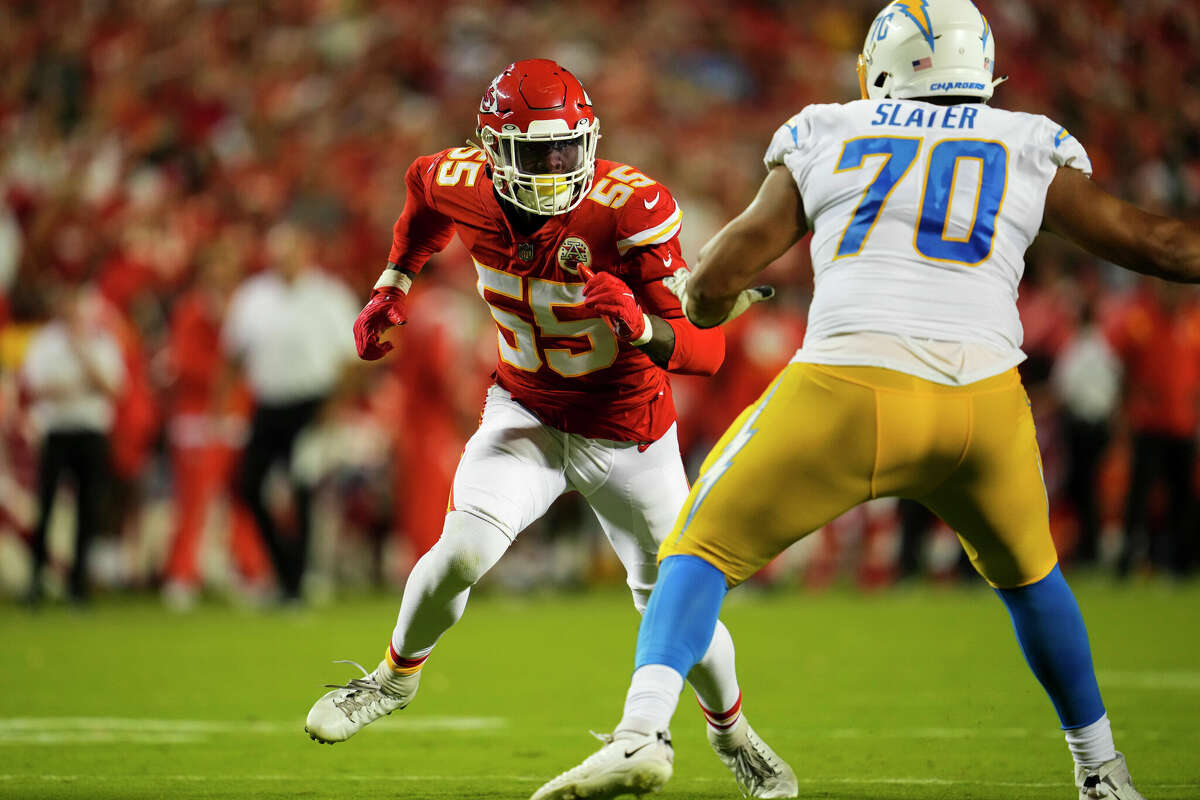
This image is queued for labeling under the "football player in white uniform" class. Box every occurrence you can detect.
[533,2,1197,798]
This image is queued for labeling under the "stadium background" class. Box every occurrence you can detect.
[4,0,1200,599]
[3,3,1200,800]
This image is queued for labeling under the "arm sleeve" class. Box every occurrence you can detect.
[388,156,457,274]
[625,240,725,376]
[664,316,725,375]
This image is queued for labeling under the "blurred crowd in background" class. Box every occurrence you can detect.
[3,0,1200,608]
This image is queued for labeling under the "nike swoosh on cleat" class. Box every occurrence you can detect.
[624,742,654,758]
[644,193,660,210]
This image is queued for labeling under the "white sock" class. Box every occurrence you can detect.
[1065,713,1116,768]
[390,511,511,656]
[686,621,744,730]
[615,664,684,736]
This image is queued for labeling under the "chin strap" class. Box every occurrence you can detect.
[992,74,1010,90]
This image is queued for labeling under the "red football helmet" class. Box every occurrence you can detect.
[476,59,599,216]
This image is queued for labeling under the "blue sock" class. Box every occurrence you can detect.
[635,555,729,675]
[995,564,1105,729]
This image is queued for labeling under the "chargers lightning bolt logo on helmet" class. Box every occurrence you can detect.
[891,0,935,51]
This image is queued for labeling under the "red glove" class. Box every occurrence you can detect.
[353,287,408,360]
[580,265,650,344]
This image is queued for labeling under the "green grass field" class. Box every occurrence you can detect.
[3,576,1199,800]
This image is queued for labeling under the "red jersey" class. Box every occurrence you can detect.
[1106,291,1200,437]
[169,292,224,416]
[388,147,722,443]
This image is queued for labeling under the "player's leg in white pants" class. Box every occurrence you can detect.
[388,386,569,662]
[306,388,577,744]
[569,423,741,719]
[549,423,798,799]
[388,510,512,658]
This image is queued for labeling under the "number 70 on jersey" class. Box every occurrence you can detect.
[834,136,1008,266]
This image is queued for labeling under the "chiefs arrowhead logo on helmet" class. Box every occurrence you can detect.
[480,79,500,114]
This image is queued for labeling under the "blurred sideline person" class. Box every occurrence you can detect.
[222,222,359,603]
[303,59,796,799]
[1107,280,1200,578]
[1051,301,1121,567]
[162,238,270,609]
[21,285,124,604]
[535,2,1200,798]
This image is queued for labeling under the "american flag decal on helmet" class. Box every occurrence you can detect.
[912,57,933,71]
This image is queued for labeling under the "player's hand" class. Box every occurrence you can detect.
[353,287,408,360]
[580,265,652,344]
[662,267,774,328]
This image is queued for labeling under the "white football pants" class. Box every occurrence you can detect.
[389,385,742,715]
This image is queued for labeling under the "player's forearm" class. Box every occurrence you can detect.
[1070,215,1200,284]
[636,315,725,376]
[1045,167,1200,284]
[663,318,724,375]
[1139,217,1200,283]
[688,229,769,326]
[637,315,676,369]
[686,165,806,326]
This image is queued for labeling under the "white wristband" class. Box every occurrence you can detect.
[630,313,654,346]
[374,268,413,293]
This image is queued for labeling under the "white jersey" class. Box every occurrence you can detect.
[766,99,1091,384]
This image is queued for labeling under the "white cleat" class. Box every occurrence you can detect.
[708,716,798,798]
[530,730,673,800]
[1076,752,1146,799]
[304,659,419,744]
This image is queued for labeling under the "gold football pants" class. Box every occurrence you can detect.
[663,362,1058,589]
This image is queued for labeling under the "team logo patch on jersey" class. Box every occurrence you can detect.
[556,236,591,275]
[518,242,535,262]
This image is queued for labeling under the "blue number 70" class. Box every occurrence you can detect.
[833,136,1008,266]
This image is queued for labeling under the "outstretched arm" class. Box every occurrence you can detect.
[1042,166,1200,283]
[686,165,808,326]
[355,157,456,360]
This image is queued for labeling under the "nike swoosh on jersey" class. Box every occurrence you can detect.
[663,253,673,267]
[643,192,660,210]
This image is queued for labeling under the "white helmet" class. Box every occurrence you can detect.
[857,0,1005,103]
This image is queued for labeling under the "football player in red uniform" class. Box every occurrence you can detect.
[303,60,793,798]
